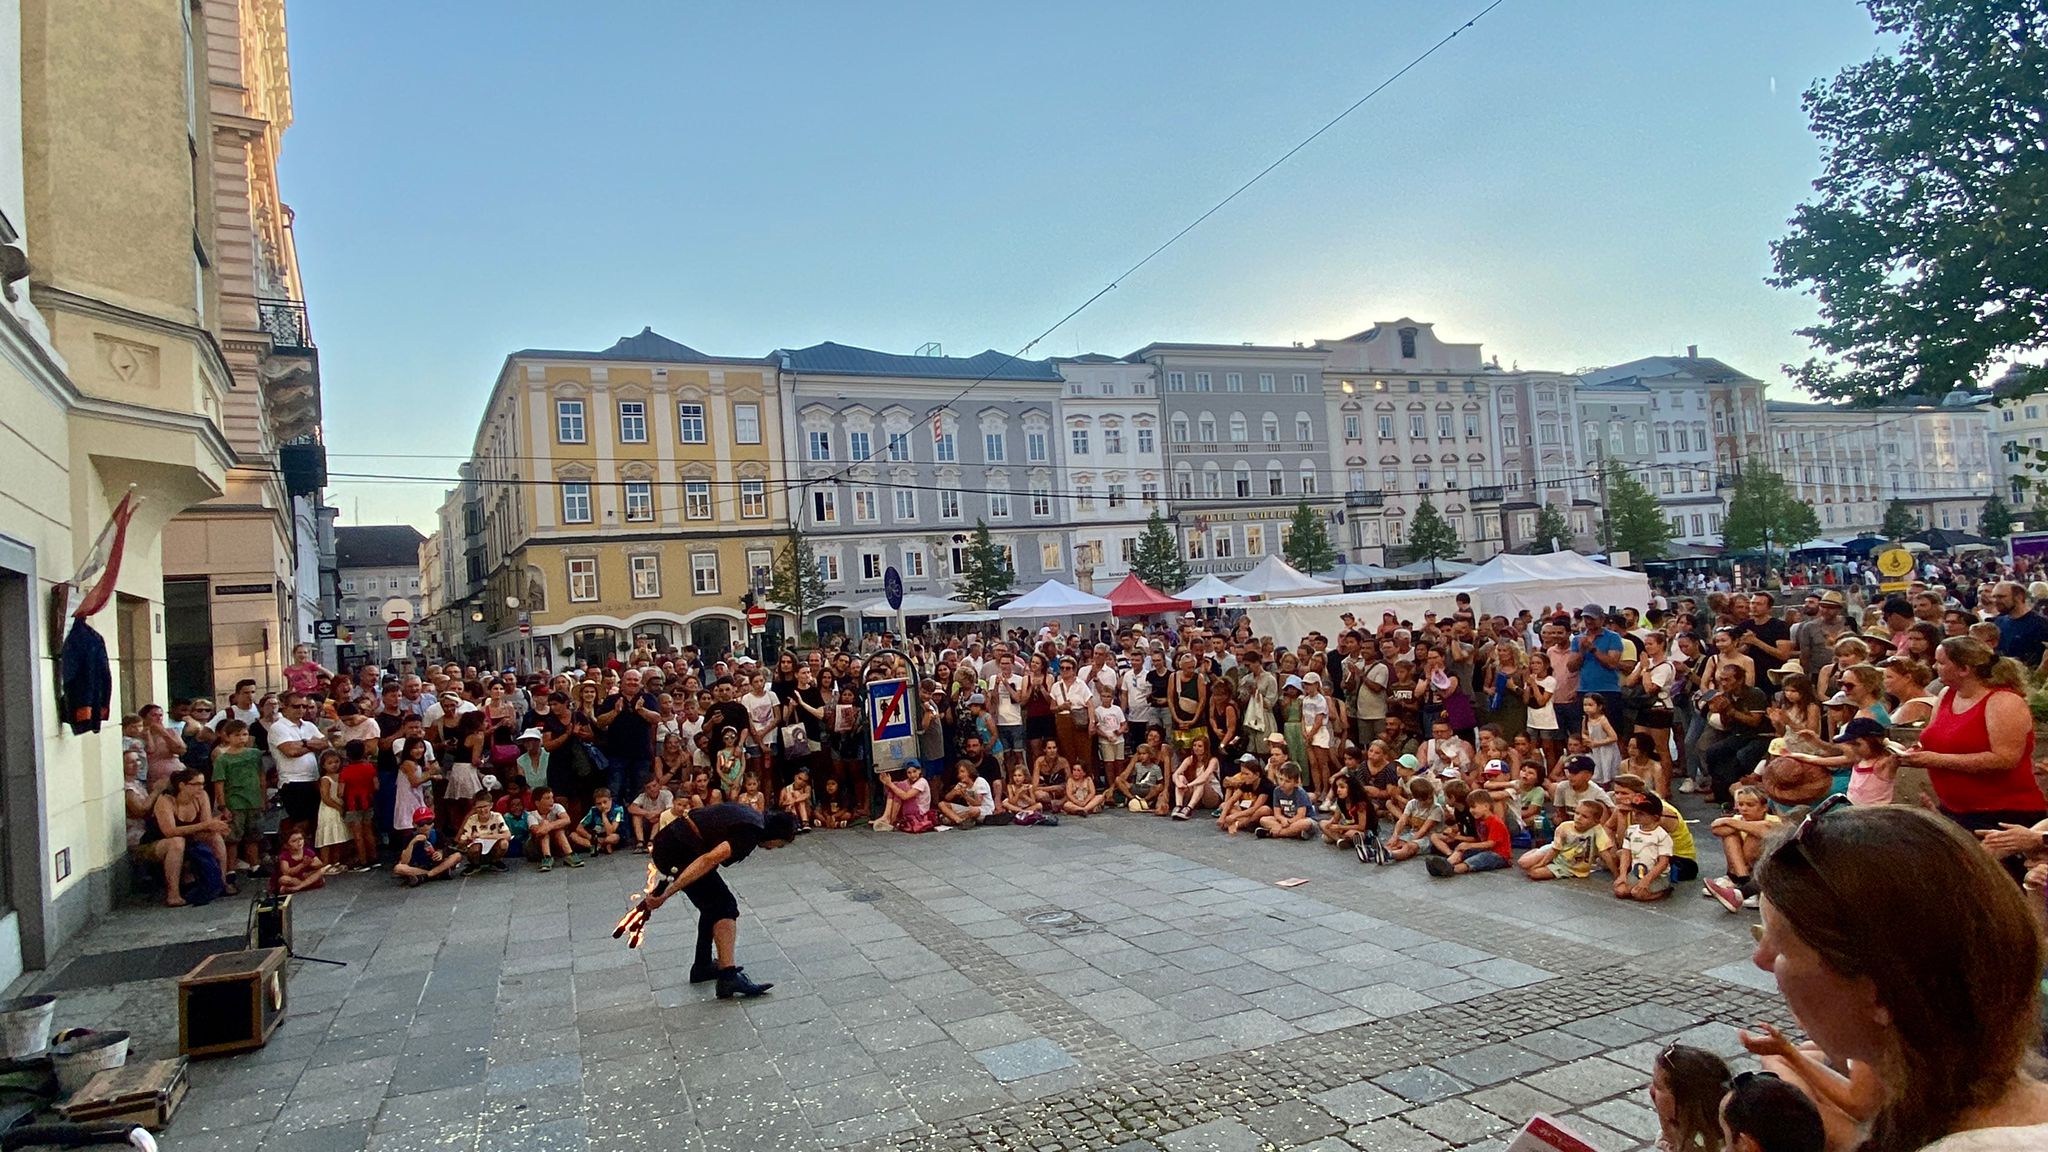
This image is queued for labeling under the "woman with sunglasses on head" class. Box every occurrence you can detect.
[1751,800,2048,1151]
[1894,637,2048,880]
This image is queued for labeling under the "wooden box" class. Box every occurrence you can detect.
[178,947,287,1058]
[61,1057,189,1129]
[248,893,293,951]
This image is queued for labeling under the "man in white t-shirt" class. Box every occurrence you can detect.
[987,651,1027,771]
[269,693,328,841]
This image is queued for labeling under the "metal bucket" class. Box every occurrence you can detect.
[50,1029,129,1096]
[0,994,56,1058]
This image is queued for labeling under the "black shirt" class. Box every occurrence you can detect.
[1740,617,1792,659]
[652,801,770,873]
[598,691,660,760]
[706,701,750,747]
[375,711,407,774]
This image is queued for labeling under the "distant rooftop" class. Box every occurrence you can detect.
[777,341,1062,382]
[1579,354,1762,389]
[336,524,427,570]
[510,327,768,364]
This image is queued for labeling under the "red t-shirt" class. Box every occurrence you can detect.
[1920,686,2044,814]
[1473,814,1511,854]
[339,760,378,811]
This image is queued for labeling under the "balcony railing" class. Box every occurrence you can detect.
[1469,485,1505,502]
[258,297,313,354]
[1346,490,1385,507]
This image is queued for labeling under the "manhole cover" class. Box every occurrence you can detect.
[1025,910,1077,927]
[847,890,883,903]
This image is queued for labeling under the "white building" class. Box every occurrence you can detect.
[1051,355,1163,591]
[1578,350,1770,547]
[1767,401,1888,537]
[1489,369,1597,551]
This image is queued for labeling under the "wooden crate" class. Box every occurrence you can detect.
[61,1057,188,1129]
[177,947,287,1059]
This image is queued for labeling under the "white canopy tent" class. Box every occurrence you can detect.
[1239,589,1463,650]
[996,579,1114,620]
[1177,574,1247,605]
[1436,551,1650,618]
[1318,562,1401,585]
[933,610,1000,624]
[1227,555,1340,599]
[1387,557,1478,580]
[853,592,971,617]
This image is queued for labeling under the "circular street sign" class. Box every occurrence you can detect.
[385,618,412,641]
[379,597,414,623]
[746,604,767,628]
[884,566,904,612]
[1876,547,1915,579]
[518,623,532,636]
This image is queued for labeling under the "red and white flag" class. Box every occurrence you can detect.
[72,487,139,619]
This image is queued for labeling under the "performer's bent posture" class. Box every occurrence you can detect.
[632,803,798,999]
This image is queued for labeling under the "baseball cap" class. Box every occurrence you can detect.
[1484,759,1507,775]
[1238,753,1261,764]
[1564,754,1595,775]
[1397,754,1420,770]
[1823,691,1853,707]
[1302,671,1321,685]
[1838,716,1887,742]
[1581,604,1606,618]
[1630,795,1666,816]
[412,807,435,824]
[1438,765,1460,779]
[1283,675,1304,691]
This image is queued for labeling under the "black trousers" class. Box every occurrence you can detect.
[1704,734,1769,804]
[650,823,741,968]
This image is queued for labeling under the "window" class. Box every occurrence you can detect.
[847,431,872,462]
[1680,471,1695,493]
[894,489,917,520]
[748,548,773,590]
[903,550,926,578]
[807,430,832,461]
[1198,417,1216,443]
[1398,327,1418,358]
[1438,413,1453,439]
[1026,431,1048,462]
[1194,372,1212,392]
[1141,481,1159,505]
[1235,469,1252,498]
[1104,428,1122,454]
[618,401,647,444]
[1300,467,1318,495]
[1138,427,1155,454]
[1121,538,1137,566]
[627,481,656,522]
[1464,413,1479,438]
[691,552,719,595]
[568,558,598,602]
[1041,540,1062,570]
[1345,414,1361,441]
[1225,373,1243,392]
[1263,413,1280,443]
[1099,382,1114,397]
[1378,415,1393,439]
[341,578,355,593]
[888,433,911,461]
[817,552,840,583]
[556,399,585,443]
[1657,427,1671,453]
[1031,489,1052,517]
[1167,371,1185,392]
[1071,428,1090,455]
[1203,470,1221,497]
[1076,484,1095,511]
[561,482,591,523]
[678,403,706,444]
[988,491,1012,519]
[1410,414,1426,438]
[740,480,766,518]
[861,552,884,581]
[939,490,961,519]
[733,403,761,444]
[1229,414,1248,443]
[1296,415,1313,442]
[812,487,838,524]
[630,554,660,598]
[681,481,710,520]
[1268,470,1284,496]
[1419,467,1432,490]
[1107,483,1126,508]
[1171,416,1189,443]
[935,428,957,462]
[853,487,879,522]
[1213,529,1235,560]
[1238,524,1261,556]
[1186,530,1206,560]
[1690,514,1705,537]
[1291,374,1308,393]
[1659,472,1675,495]
[984,432,1006,462]
[1502,420,1519,447]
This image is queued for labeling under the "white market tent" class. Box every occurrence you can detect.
[934,610,1000,624]
[996,579,1114,620]
[1227,555,1340,599]
[1318,562,1401,585]
[1388,557,1478,580]
[1436,551,1650,618]
[853,592,971,616]
[1177,574,1247,605]
[1239,589,1463,650]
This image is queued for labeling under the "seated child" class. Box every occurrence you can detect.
[1384,777,1444,862]
[1736,1022,1879,1152]
[1216,757,1270,835]
[272,829,325,895]
[1705,784,1781,912]
[394,808,461,886]
[1256,763,1318,840]
[1320,772,1370,849]
[1652,1045,1732,1152]
[1425,789,1511,876]
[1609,774,1699,887]
[525,786,577,871]
[1426,780,1476,858]
[1614,795,1675,901]
[876,765,936,833]
[499,792,530,859]
[816,777,852,829]
[457,794,511,874]
[1518,799,1616,881]
[779,768,814,828]
[572,787,624,855]
[627,777,674,850]
[1719,1067,1827,1152]
[735,772,767,814]
[1061,762,1105,816]
[1128,743,1167,813]
[1552,755,1610,828]
[939,762,995,827]
[1001,767,1045,824]
[682,771,712,812]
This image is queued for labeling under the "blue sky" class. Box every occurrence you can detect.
[282,1,1887,530]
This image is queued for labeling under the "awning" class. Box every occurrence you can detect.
[1227,555,1340,599]
[853,592,970,616]
[1177,575,1247,605]
[1104,573,1192,618]
[996,579,1114,620]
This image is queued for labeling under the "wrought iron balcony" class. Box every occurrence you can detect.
[258,297,313,354]
[1469,485,1505,502]
[1346,490,1385,507]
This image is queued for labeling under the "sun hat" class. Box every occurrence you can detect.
[1266,732,1288,745]
[516,727,544,742]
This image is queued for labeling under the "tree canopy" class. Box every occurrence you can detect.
[1282,502,1340,575]
[1405,497,1462,564]
[1130,508,1188,594]
[955,520,1015,609]
[1532,503,1573,553]
[1722,467,1822,563]
[1981,493,2016,539]
[1601,463,1677,561]
[1882,498,1921,539]
[767,528,827,630]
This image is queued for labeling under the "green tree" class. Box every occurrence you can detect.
[1881,498,1920,539]
[1722,467,1822,569]
[954,520,1015,608]
[1129,508,1188,593]
[1532,502,1573,553]
[766,527,827,634]
[1281,501,1339,575]
[1981,493,2015,540]
[1769,1,2048,408]
[1405,496,1462,565]
[1601,462,1677,561]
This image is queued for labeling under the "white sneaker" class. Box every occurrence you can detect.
[1742,893,1761,909]
[1678,779,1698,794]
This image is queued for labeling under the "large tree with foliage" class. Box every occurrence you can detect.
[1980,493,2016,539]
[1601,462,1677,561]
[1769,1,2048,412]
[954,520,1015,609]
[1405,497,1462,565]
[1130,508,1188,593]
[1882,498,1921,539]
[1722,467,1822,568]
[766,527,827,634]
[1531,503,1573,553]
[1281,501,1339,574]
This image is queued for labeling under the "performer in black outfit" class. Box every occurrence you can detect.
[619,802,797,999]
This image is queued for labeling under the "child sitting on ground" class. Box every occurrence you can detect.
[1510,761,1550,845]
[735,772,767,814]
[1651,1045,1731,1152]
[1705,785,1781,912]
[1320,772,1370,849]
[1426,789,1512,876]
[525,786,577,871]
[627,777,674,851]
[1608,774,1700,889]
[1719,1064,1827,1152]
[779,768,814,828]
[499,791,530,859]
[457,794,511,874]
[272,828,325,895]
[816,777,851,829]
[394,808,461,886]
[1256,762,1318,840]
[876,765,936,833]
[938,762,995,827]
[682,771,712,811]
[1736,1022,1877,1152]
[1426,779,1476,858]
[1061,762,1105,816]
[1615,795,1675,901]
[1517,799,1616,881]
[1001,767,1045,824]
[1384,777,1444,862]
[1216,757,1270,835]
[572,786,624,855]
[1127,741,1167,813]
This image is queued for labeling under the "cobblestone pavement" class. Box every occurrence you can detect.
[31,801,1790,1152]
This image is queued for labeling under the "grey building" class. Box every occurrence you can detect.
[1572,382,1656,552]
[779,342,1068,637]
[1129,343,1336,576]
[334,524,427,667]
[1489,369,1599,554]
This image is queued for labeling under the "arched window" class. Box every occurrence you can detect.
[1299,463,1318,495]
[1296,414,1313,442]
[1228,413,1248,443]
[1262,413,1280,443]
[1198,415,1216,443]
[1607,421,1624,456]
[1234,462,1252,498]
[1171,415,1189,443]
[1266,461,1284,496]
[1633,421,1649,454]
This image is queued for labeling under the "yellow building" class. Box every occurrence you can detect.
[468,329,790,667]
[162,0,324,700]
[4,0,251,975]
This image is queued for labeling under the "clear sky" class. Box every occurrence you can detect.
[282,0,1888,531]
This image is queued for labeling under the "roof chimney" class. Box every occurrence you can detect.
[1686,344,1698,359]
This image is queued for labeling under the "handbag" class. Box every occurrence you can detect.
[780,724,812,758]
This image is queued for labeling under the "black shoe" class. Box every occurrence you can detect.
[1253,827,1271,839]
[689,962,720,984]
[1355,834,1370,864]
[1425,855,1455,878]
[715,966,772,1000]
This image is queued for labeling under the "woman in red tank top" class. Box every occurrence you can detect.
[1899,637,2046,876]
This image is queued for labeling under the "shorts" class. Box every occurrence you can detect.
[1527,726,1563,742]
[1641,706,1674,729]
[1462,850,1509,872]
[1630,865,1673,893]
[227,808,261,842]
[277,781,320,824]
[1096,739,1124,762]
[998,724,1025,752]
[343,809,371,826]
[1669,857,1700,884]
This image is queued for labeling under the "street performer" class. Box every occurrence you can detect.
[616,802,797,1000]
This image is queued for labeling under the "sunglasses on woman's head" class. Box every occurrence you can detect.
[1764,792,1851,895]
